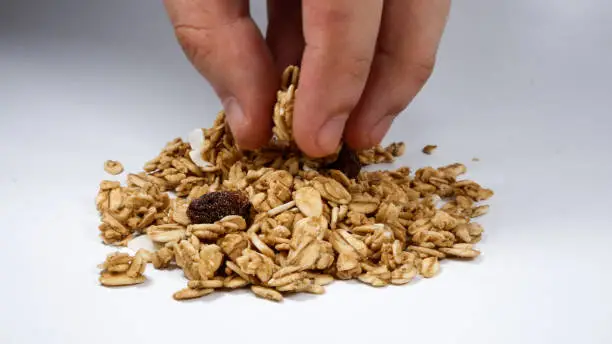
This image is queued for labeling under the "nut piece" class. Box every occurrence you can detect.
[104,160,124,175]
[187,191,251,224]
[251,286,283,302]
[422,145,437,155]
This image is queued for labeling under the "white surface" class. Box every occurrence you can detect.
[1,1,611,343]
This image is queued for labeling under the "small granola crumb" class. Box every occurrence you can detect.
[422,145,437,155]
[472,157,480,162]
[104,160,124,175]
[98,250,149,286]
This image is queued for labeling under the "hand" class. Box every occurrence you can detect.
[164,0,450,157]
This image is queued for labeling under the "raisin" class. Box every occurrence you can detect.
[327,145,362,179]
[187,191,251,224]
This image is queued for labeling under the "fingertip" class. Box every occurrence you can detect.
[296,114,348,158]
[224,97,272,150]
[369,114,395,146]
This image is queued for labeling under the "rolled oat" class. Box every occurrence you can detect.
[95,66,493,302]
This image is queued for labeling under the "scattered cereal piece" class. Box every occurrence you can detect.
[327,145,362,179]
[251,286,283,302]
[98,250,149,286]
[422,145,438,155]
[104,160,124,175]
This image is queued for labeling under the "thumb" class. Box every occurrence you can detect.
[164,0,278,149]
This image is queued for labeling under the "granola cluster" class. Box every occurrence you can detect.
[96,66,493,302]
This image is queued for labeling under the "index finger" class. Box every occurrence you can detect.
[293,0,384,157]
[164,0,277,150]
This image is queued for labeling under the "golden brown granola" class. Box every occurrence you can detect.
[104,160,124,175]
[95,66,494,302]
[98,249,150,286]
[422,145,437,155]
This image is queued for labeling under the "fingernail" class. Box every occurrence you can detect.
[223,97,246,130]
[370,115,395,146]
[317,115,348,155]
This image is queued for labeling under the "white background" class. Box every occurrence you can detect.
[1,0,611,343]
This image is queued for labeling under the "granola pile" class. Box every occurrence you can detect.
[96,66,493,301]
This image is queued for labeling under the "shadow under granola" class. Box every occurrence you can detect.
[442,255,484,266]
[284,291,321,302]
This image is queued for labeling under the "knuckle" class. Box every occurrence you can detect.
[311,5,352,28]
[384,57,437,115]
[344,54,373,84]
[173,25,214,66]
[406,57,436,86]
[387,97,410,117]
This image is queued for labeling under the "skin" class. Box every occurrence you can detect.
[164,0,451,158]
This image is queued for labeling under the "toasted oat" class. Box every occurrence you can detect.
[439,244,481,258]
[94,65,494,302]
[251,286,283,302]
[420,257,440,278]
[99,250,149,286]
[99,272,146,286]
[104,160,124,175]
[295,187,323,217]
[173,287,214,300]
[422,145,437,155]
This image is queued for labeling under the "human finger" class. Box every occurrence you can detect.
[164,0,278,149]
[266,0,305,74]
[344,0,451,149]
[293,0,384,157]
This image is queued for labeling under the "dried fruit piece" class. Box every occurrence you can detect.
[104,160,124,175]
[187,191,251,224]
[327,145,362,179]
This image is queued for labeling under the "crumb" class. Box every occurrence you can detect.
[422,145,437,155]
[104,160,124,175]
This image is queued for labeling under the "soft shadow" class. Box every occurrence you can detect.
[178,290,227,304]
[284,292,321,302]
[134,278,154,288]
[443,256,484,265]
